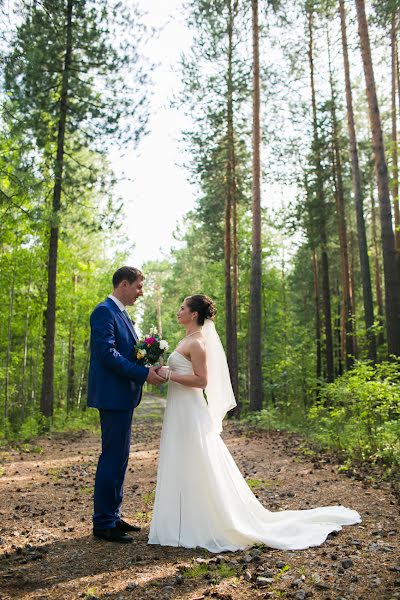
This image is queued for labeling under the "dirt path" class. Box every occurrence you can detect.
[0,394,399,600]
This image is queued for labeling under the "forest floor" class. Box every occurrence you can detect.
[0,394,399,600]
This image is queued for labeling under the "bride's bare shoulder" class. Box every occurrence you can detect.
[189,336,206,353]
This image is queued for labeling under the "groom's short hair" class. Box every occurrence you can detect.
[112,266,144,288]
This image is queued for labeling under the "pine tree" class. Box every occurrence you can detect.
[338,0,376,362]
[355,0,400,357]
[249,0,264,410]
[4,0,150,417]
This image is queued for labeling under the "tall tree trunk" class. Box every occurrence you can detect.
[328,32,354,368]
[155,279,162,336]
[232,148,240,414]
[355,0,400,357]
[67,322,75,413]
[339,0,376,362]
[249,0,263,411]
[371,190,385,347]
[33,301,44,410]
[4,235,18,427]
[40,0,74,417]
[226,0,239,412]
[391,13,400,256]
[396,28,400,121]
[77,341,90,410]
[281,248,289,401]
[335,279,343,377]
[307,6,334,382]
[67,274,77,413]
[348,219,359,358]
[312,249,322,387]
[21,255,34,421]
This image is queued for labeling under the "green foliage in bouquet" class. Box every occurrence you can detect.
[135,327,169,366]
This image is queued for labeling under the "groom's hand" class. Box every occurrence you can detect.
[146,366,166,386]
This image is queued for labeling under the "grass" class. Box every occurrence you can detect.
[181,562,237,581]
[133,510,153,523]
[143,488,155,507]
[136,411,164,421]
[181,563,209,579]
[47,467,62,481]
[217,563,238,578]
[16,442,44,454]
[297,444,317,458]
[275,564,290,580]
[246,478,274,490]
[0,466,5,477]
[1,409,101,443]
[80,485,94,495]
[82,588,99,599]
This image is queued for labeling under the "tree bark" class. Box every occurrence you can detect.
[40,0,74,417]
[21,256,33,421]
[335,279,343,377]
[348,221,359,358]
[355,0,400,357]
[391,13,400,256]
[396,27,400,123]
[307,6,334,382]
[4,235,18,426]
[311,250,322,387]
[155,279,162,336]
[371,190,385,346]
[232,147,240,414]
[249,0,263,411]
[339,0,376,362]
[328,32,354,369]
[226,0,239,413]
[67,274,78,413]
[77,341,90,410]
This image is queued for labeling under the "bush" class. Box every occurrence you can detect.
[244,405,299,432]
[309,359,400,469]
[0,407,100,442]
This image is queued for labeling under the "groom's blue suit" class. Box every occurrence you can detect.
[88,296,149,529]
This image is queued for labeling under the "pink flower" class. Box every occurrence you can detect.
[144,336,156,344]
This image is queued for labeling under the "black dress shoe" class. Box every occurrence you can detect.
[93,527,133,543]
[115,518,141,533]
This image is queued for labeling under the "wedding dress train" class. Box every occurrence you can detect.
[148,350,361,553]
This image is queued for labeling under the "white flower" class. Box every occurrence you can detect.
[139,348,147,356]
[149,326,158,336]
[159,340,168,350]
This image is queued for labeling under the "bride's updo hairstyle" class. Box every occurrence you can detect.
[186,295,216,326]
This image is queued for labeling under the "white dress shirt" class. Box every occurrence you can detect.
[108,294,125,312]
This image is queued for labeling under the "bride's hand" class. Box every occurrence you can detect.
[157,366,170,380]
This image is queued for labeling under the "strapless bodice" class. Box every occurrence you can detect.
[167,350,194,375]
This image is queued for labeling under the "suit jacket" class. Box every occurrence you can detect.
[87,297,149,410]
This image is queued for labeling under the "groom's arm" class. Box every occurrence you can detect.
[90,305,149,384]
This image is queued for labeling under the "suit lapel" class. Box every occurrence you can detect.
[120,310,138,342]
[105,298,138,343]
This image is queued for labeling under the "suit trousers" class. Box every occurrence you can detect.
[93,408,134,529]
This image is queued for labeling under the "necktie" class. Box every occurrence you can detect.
[123,310,138,341]
[123,309,133,324]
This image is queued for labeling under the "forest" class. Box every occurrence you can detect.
[1,0,399,478]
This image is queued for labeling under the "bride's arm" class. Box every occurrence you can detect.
[170,340,207,389]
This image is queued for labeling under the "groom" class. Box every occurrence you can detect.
[88,266,165,543]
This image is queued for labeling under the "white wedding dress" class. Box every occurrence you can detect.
[148,329,361,553]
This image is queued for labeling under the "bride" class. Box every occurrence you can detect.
[148,294,361,553]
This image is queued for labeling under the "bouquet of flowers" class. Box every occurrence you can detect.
[135,326,169,366]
